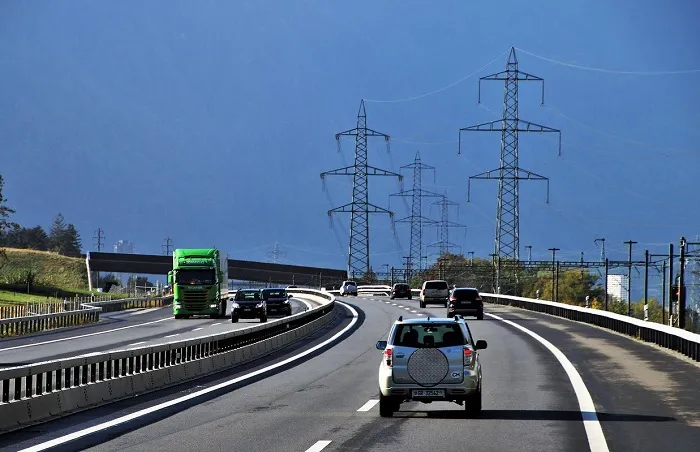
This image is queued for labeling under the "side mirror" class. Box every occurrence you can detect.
[376,340,387,350]
[474,339,488,350]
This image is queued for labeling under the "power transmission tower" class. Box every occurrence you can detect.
[267,241,287,264]
[458,47,562,280]
[321,100,403,279]
[427,192,466,257]
[162,237,173,255]
[93,228,105,252]
[389,151,442,279]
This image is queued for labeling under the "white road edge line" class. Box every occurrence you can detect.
[0,318,172,352]
[129,307,163,316]
[164,334,178,338]
[19,301,359,452]
[357,399,379,412]
[305,440,332,452]
[485,312,609,452]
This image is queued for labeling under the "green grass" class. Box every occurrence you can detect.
[0,290,63,304]
[0,248,88,289]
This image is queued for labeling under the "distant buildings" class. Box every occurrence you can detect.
[607,274,629,302]
[114,240,135,254]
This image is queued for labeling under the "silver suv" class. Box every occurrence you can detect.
[375,315,487,417]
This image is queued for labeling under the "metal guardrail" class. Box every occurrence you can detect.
[0,288,336,433]
[481,293,700,362]
[0,296,175,338]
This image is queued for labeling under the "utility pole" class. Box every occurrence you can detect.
[525,245,532,263]
[92,228,105,290]
[548,247,560,302]
[321,100,402,279]
[427,191,466,258]
[594,238,606,263]
[661,259,667,325]
[459,47,561,268]
[623,240,637,316]
[679,236,687,329]
[643,249,649,321]
[162,236,173,256]
[402,256,412,282]
[267,241,287,264]
[668,243,674,324]
[468,251,475,266]
[390,151,442,277]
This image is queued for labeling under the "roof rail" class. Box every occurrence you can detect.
[453,315,462,321]
[398,315,403,321]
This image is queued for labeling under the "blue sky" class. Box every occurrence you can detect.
[1,0,698,283]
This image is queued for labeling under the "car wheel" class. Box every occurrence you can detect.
[390,296,395,300]
[260,314,268,323]
[231,315,239,323]
[420,300,426,308]
[444,300,448,308]
[464,386,482,418]
[407,296,412,300]
[477,310,484,320]
[379,394,394,418]
[174,314,183,319]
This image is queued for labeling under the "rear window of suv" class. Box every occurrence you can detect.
[392,323,469,348]
[262,289,286,298]
[452,289,481,302]
[424,281,448,290]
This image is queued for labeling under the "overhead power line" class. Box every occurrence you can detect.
[515,47,700,75]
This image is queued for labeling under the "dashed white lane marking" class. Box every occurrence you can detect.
[211,323,222,326]
[384,301,390,304]
[410,310,417,313]
[417,313,423,316]
[305,441,332,452]
[127,341,146,347]
[191,328,203,332]
[129,307,162,316]
[0,317,172,352]
[164,334,178,338]
[391,303,397,306]
[357,399,379,412]
[19,301,359,452]
[404,307,411,311]
[486,312,609,452]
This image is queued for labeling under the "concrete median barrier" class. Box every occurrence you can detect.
[0,289,336,434]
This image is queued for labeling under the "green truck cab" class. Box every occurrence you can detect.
[167,248,229,319]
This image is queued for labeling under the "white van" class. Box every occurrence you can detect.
[420,280,450,308]
[340,280,358,296]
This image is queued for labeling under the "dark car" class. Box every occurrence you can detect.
[390,283,412,300]
[447,288,484,320]
[261,288,293,316]
[231,289,267,323]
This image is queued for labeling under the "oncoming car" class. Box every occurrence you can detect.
[231,289,267,323]
[376,316,487,417]
[261,288,293,316]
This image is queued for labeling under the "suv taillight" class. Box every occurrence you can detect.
[450,295,457,301]
[384,348,393,367]
[463,347,474,366]
[475,296,482,301]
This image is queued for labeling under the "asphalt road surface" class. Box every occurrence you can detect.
[1,295,698,452]
[0,298,313,367]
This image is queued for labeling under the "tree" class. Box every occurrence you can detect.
[64,224,82,254]
[0,174,18,237]
[359,267,378,285]
[48,213,68,252]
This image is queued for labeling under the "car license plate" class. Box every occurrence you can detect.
[412,389,444,397]
[243,307,251,311]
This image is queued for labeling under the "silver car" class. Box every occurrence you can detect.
[376,315,487,417]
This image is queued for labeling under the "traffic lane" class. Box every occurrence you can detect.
[0,305,174,349]
[0,302,358,452]
[342,296,589,452]
[482,303,699,452]
[0,299,309,366]
[81,296,586,452]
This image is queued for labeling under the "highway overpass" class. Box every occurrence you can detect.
[86,251,347,287]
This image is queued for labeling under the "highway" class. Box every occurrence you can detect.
[3,294,699,451]
[0,298,314,367]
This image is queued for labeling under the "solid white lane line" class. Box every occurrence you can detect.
[191,328,203,332]
[305,440,332,452]
[127,342,146,347]
[20,301,359,452]
[0,318,172,352]
[357,399,379,412]
[486,312,609,452]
